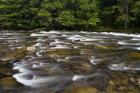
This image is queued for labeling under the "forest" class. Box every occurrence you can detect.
[0,0,140,32]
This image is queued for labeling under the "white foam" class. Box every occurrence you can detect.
[129,67,140,71]
[50,39,64,46]
[72,75,86,81]
[30,33,47,37]
[13,66,30,73]
[72,73,99,81]
[50,45,70,49]
[68,35,86,42]
[0,38,7,40]
[36,52,42,57]
[133,47,140,50]
[74,46,79,49]
[101,32,140,38]
[40,30,60,34]
[131,38,140,41]
[118,41,140,46]
[62,34,68,37]
[118,41,129,45]
[36,38,45,42]
[39,63,49,66]
[90,56,102,65]
[13,62,32,73]
[108,63,129,71]
[13,73,72,88]
[13,73,51,87]
[33,42,42,47]
[81,38,101,42]
[90,56,96,65]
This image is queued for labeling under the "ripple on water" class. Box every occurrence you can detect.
[108,63,140,72]
[1,31,140,93]
[13,73,73,88]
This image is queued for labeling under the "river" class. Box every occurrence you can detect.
[0,30,140,93]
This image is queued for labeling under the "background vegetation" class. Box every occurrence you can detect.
[0,0,140,32]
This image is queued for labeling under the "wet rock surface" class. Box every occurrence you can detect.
[0,31,140,93]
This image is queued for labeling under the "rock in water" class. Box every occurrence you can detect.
[0,77,19,89]
[63,86,97,93]
[27,47,36,53]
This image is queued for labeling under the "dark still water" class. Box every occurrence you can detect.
[0,31,140,93]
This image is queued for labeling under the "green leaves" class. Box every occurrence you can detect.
[132,1,140,15]
[101,0,140,29]
[58,11,75,26]
[88,17,100,26]
[0,0,139,30]
[37,11,51,17]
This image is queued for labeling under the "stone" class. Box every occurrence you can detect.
[27,46,36,53]
[94,45,110,50]
[128,51,140,59]
[130,77,140,88]
[47,49,80,57]
[0,77,19,89]
[107,81,140,93]
[68,62,93,74]
[2,48,27,61]
[0,67,13,76]
[63,86,97,93]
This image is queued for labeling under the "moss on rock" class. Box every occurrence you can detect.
[64,86,97,93]
[2,48,27,61]
[0,77,19,88]
[47,49,80,57]
[128,51,140,59]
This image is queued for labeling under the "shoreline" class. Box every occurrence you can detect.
[0,27,139,34]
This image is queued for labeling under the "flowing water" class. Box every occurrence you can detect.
[0,30,140,93]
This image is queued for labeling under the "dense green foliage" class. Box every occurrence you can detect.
[0,0,140,31]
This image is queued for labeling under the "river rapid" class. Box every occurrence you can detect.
[0,30,140,93]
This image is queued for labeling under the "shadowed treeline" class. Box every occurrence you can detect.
[0,0,140,32]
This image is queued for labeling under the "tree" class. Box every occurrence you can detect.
[58,11,75,26]
[131,0,140,28]
[100,0,117,28]
[0,0,140,31]
[115,0,134,29]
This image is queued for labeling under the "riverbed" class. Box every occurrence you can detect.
[0,30,140,93]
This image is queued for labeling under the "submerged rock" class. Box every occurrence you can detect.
[27,47,36,53]
[47,49,80,57]
[95,45,110,50]
[2,48,27,61]
[72,70,109,92]
[106,72,140,93]
[108,63,140,72]
[0,67,13,77]
[108,63,128,71]
[128,51,140,59]
[0,77,19,89]
[63,86,97,93]
[67,62,93,74]
[130,77,140,88]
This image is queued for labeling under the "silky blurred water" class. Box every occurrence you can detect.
[0,30,140,93]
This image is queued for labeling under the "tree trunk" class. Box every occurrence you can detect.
[124,3,129,29]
